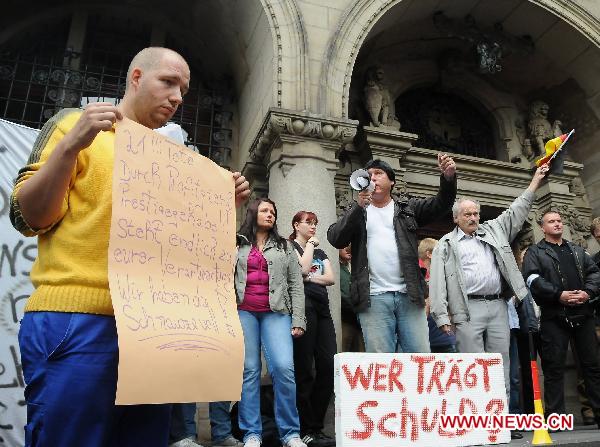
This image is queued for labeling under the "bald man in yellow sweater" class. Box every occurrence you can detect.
[10,47,251,447]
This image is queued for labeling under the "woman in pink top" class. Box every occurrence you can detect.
[234,198,306,447]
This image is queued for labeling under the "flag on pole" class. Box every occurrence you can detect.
[535,129,574,175]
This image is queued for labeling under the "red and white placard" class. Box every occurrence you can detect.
[335,353,510,447]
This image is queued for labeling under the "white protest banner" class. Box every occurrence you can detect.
[0,118,40,446]
[335,353,510,447]
[109,118,243,404]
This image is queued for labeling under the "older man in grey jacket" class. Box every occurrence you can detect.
[429,165,548,410]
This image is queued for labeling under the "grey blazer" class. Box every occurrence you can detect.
[235,235,306,330]
[429,190,535,327]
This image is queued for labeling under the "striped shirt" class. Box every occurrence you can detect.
[456,228,502,295]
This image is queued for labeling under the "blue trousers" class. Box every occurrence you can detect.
[170,401,233,443]
[19,312,171,447]
[358,291,430,353]
[509,329,522,414]
[170,403,197,442]
[238,310,301,444]
[210,401,235,443]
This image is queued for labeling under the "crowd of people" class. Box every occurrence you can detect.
[8,45,600,447]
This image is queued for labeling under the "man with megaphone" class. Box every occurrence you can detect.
[327,154,456,353]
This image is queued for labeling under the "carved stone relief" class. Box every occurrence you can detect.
[569,177,590,208]
[570,177,586,197]
[551,205,590,249]
[432,12,533,75]
[394,178,409,197]
[248,110,357,165]
[334,187,353,218]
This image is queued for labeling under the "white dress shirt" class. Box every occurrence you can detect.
[456,228,502,295]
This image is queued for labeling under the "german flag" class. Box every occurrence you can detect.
[535,130,574,175]
[535,134,568,167]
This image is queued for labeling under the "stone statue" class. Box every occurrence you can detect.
[514,117,533,162]
[363,66,400,128]
[526,100,563,159]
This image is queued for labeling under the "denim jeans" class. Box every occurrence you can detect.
[210,401,234,442]
[170,403,197,442]
[358,291,430,353]
[170,402,234,443]
[238,310,300,444]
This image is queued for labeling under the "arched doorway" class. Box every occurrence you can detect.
[331,0,599,246]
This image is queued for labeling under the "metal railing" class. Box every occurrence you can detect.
[0,51,233,167]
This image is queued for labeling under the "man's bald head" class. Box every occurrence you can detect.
[119,47,190,129]
[125,47,187,92]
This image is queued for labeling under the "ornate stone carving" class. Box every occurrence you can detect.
[334,187,352,218]
[569,177,590,207]
[394,178,409,197]
[363,66,399,129]
[476,42,502,74]
[432,12,533,75]
[570,177,586,197]
[526,100,563,159]
[249,109,358,164]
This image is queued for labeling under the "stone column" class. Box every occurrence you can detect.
[243,108,358,348]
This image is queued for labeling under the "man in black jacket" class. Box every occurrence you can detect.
[327,155,456,353]
[522,210,600,427]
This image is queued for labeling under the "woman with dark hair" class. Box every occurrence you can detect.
[235,198,307,447]
[289,211,336,447]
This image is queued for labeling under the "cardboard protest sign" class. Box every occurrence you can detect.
[335,353,510,447]
[109,118,243,404]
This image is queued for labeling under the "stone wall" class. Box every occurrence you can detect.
[229,0,275,172]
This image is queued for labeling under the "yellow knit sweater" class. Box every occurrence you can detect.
[10,109,115,315]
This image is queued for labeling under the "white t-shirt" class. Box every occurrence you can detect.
[366,200,406,294]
